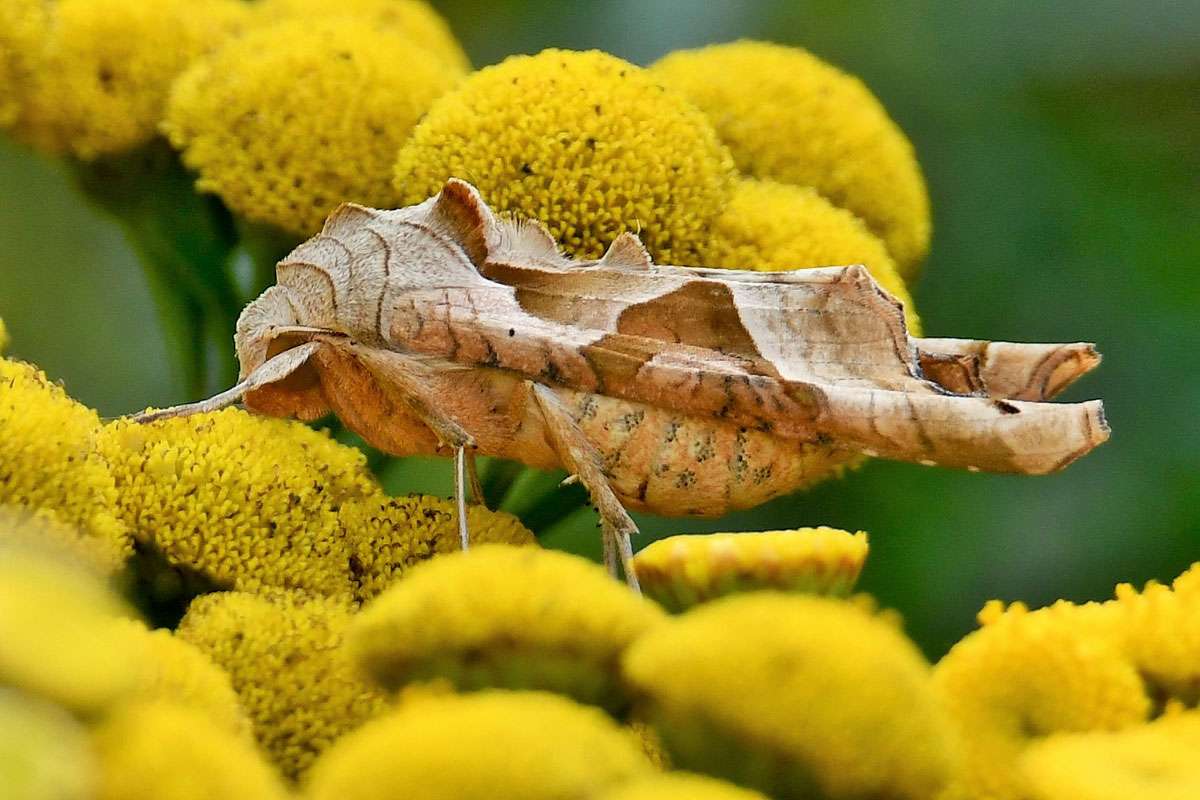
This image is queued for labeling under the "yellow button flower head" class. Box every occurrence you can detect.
[0,689,95,800]
[934,600,1147,800]
[623,593,959,800]
[177,590,389,781]
[0,0,51,128]
[9,0,248,159]
[165,17,464,238]
[0,543,137,715]
[633,527,869,613]
[340,496,536,603]
[704,178,921,332]
[1021,711,1200,800]
[349,545,667,713]
[1113,565,1200,707]
[99,408,378,599]
[251,0,470,71]
[596,773,770,800]
[652,41,931,275]
[0,358,131,566]
[92,701,289,800]
[306,690,655,800]
[395,49,737,263]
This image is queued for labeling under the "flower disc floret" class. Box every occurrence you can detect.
[306,691,654,800]
[165,17,464,237]
[623,593,958,800]
[395,48,737,263]
[349,545,667,712]
[652,41,931,275]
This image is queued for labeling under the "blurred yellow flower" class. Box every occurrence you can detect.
[1113,564,1200,706]
[0,0,50,128]
[165,17,464,237]
[0,543,137,715]
[0,689,95,800]
[99,408,376,599]
[251,0,470,71]
[92,701,289,800]
[704,179,921,332]
[340,496,536,602]
[8,0,248,159]
[0,316,9,352]
[1021,711,1200,800]
[623,593,959,800]
[177,590,388,781]
[350,545,666,712]
[652,41,930,275]
[633,527,869,613]
[934,600,1147,800]
[0,506,127,577]
[395,48,737,263]
[596,773,770,800]
[0,358,131,565]
[306,691,655,800]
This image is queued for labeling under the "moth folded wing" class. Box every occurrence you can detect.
[916,338,1101,401]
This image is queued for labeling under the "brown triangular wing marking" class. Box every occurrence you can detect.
[916,338,1101,401]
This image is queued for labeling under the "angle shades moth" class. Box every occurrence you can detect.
[135,179,1108,588]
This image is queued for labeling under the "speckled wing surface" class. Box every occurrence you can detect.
[279,179,1108,475]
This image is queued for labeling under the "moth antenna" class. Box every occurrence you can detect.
[130,342,321,424]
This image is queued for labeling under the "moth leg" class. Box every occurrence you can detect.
[454,446,470,550]
[130,342,321,423]
[527,382,640,592]
[466,451,486,508]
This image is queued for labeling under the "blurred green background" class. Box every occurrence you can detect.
[1,1,1197,658]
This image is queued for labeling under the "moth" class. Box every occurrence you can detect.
[135,179,1109,588]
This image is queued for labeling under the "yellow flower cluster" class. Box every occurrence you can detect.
[1114,564,1200,705]
[0,358,131,570]
[652,40,931,275]
[349,545,666,712]
[166,17,465,237]
[305,691,655,800]
[395,48,737,263]
[5,0,248,159]
[704,179,921,332]
[633,527,869,613]
[623,593,959,800]
[177,590,389,781]
[0,0,50,128]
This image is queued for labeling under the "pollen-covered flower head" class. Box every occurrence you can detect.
[1020,711,1200,800]
[394,48,737,263]
[251,0,470,71]
[177,590,389,781]
[0,358,131,570]
[305,691,655,800]
[1113,564,1200,707]
[98,408,377,599]
[633,527,869,613]
[596,773,771,800]
[704,179,920,332]
[7,0,249,159]
[0,689,95,800]
[92,701,290,800]
[165,17,464,237]
[934,599,1147,800]
[623,593,959,800]
[349,545,667,712]
[652,41,931,275]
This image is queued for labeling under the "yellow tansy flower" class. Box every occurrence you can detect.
[623,593,958,800]
[340,495,536,603]
[1113,565,1200,707]
[0,689,95,800]
[177,590,388,781]
[349,545,667,712]
[92,701,289,800]
[0,543,137,715]
[934,600,1147,800]
[165,17,464,237]
[305,691,655,800]
[0,0,51,129]
[652,41,931,275]
[0,506,128,577]
[1021,712,1200,800]
[99,408,377,599]
[394,48,737,263]
[596,773,770,800]
[633,527,869,613]
[0,358,130,564]
[704,178,921,331]
[251,0,470,71]
[9,0,248,159]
